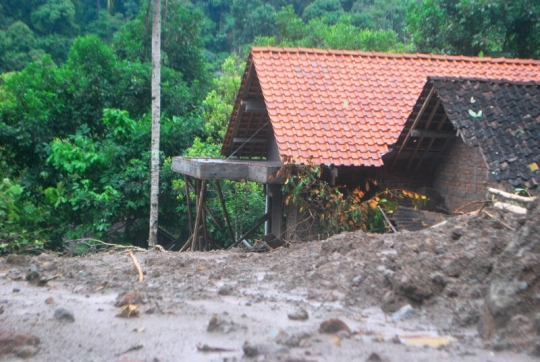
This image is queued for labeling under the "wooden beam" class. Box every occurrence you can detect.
[230,103,246,150]
[488,187,537,203]
[233,137,267,144]
[406,98,441,171]
[241,100,267,113]
[226,213,270,250]
[216,180,236,246]
[241,62,255,100]
[493,201,527,215]
[391,86,435,169]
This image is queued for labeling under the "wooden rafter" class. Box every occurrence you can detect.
[391,86,435,169]
[414,114,451,172]
[406,97,441,171]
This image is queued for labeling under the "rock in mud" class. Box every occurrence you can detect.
[391,304,415,321]
[53,307,75,322]
[5,255,28,266]
[25,265,40,284]
[242,341,287,357]
[319,318,351,334]
[366,352,389,362]
[287,308,309,321]
[0,330,40,357]
[217,285,234,296]
[206,314,244,334]
[275,330,312,347]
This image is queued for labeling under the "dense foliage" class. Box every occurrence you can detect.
[407,0,540,58]
[1,0,539,253]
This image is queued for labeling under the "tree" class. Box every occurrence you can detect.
[254,6,409,53]
[148,0,160,247]
[407,0,540,58]
[350,0,412,41]
[30,0,79,36]
[0,21,45,72]
[302,0,344,24]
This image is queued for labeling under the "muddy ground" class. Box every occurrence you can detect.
[1,200,540,362]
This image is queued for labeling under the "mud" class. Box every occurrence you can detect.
[1,202,539,361]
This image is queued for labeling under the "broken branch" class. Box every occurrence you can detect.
[128,251,144,283]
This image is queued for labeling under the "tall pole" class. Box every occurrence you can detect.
[148,0,161,247]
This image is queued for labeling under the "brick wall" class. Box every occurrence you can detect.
[433,140,492,212]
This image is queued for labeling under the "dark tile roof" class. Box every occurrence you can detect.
[431,77,540,188]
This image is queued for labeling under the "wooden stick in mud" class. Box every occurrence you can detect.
[129,251,144,283]
[487,187,536,204]
[378,205,397,233]
[493,201,527,215]
[179,235,193,253]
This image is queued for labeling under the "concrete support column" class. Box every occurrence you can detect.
[268,184,283,237]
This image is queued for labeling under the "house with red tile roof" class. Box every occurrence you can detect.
[172,47,540,244]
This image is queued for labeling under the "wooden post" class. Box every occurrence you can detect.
[192,180,206,251]
[184,175,194,234]
[216,180,236,246]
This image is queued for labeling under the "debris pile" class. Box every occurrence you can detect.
[479,197,540,355]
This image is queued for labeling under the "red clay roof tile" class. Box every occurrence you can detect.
[223,47,540,166]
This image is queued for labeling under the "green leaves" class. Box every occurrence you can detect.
[468,109,483,118]
[47,134,101,174]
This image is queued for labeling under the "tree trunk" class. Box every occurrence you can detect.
[148,0,161,248]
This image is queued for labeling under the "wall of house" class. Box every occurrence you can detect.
[432,139,492,212]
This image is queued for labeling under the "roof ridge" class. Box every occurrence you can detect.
[428,76,540,87]
[250,46,540,64]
